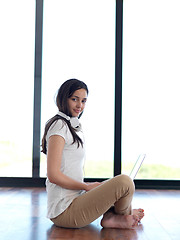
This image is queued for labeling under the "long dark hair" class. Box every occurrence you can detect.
[41,79,88,154]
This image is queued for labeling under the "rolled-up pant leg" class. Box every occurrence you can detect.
[51,174,135,228]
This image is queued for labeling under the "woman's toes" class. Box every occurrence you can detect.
[132,209,144,222]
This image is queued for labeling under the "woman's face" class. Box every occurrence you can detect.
[68,88,88,117]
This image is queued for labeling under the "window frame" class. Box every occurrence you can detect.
[32,0,43,178]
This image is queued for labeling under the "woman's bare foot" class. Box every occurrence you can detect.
[101,211,139,229]
[132,209,144,222]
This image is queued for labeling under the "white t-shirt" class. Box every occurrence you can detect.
[46,119,85,219]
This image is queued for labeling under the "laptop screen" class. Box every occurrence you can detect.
[129,154,146,180]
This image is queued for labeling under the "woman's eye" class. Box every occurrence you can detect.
[72,98,77,101]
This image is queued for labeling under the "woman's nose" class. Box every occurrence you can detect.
[76,101,82,108]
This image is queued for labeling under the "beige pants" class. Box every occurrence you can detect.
[51,174,135,228]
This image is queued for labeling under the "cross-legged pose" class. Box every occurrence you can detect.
[41,79,144,229]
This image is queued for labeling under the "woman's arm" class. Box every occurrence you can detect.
[47,135,101,191]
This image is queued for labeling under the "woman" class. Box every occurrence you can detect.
[41,79,144,229]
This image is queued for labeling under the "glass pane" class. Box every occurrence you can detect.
[0,1,35,177]
[40,0,115,178]
[122,0,180,179]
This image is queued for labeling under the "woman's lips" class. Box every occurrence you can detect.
[74,109,81,113]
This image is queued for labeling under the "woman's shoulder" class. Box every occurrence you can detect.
[47,118,68,138]
[49,118,67,131]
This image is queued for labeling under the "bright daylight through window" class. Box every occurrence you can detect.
[40,0,115,178]
[0,1,35,177]
[122,0,180,179]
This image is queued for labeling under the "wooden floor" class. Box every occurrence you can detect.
[0,188,180,240]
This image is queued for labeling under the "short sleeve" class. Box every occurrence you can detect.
[46,119,67,142]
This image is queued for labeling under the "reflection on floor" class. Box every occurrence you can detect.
[0,187,180,240]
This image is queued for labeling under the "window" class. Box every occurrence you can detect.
[0,1,35,177]
[40,0,115,178]
[122,0,180,179]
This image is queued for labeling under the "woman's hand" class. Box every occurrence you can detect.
[85,182,102,191]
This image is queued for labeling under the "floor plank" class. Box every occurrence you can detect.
[0,188,180,240]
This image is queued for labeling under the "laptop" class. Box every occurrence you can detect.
[129,154,146,180]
